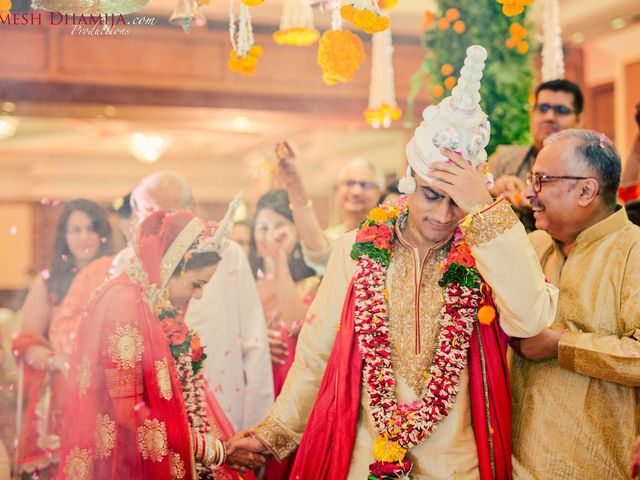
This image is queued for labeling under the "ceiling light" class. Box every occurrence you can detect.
[232,116,250,130]
[128,132,171,163]
[611,17,625,30]
[0,117,18,139]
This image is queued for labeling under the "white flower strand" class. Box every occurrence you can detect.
[237,3,254,57]
[228,0,237,52]
[541,0,564,81]
[330,0,342,31]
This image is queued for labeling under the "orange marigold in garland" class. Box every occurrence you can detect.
[444,7,460,21]
[340,3,389,34]
[444,76,457,90]
[273,27,320,46]
[505,22,528,55]
[437,17,450,30]
[421,10,435,30]
[440,63,454,76]
[453,19,466,33]
[363,104,402,128]
[377,0,397,11]
[497,0,533,17]
[478,305,496,325]
[432,84,444,98]
[317,29,365,85]
[509,22,526,38]
[228,45,263,75]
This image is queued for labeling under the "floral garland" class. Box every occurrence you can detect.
[350,201,488,479]
[340,0,389,34]
[317,29,365,86]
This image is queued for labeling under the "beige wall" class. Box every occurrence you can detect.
[0,203,33,290]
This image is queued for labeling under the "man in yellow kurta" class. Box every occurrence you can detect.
[228,45,559,479]
[511,128,640,479]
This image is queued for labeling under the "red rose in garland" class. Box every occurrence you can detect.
[356,225,380,243]
[161,317,189,346]
[373,224,393,250]
[447,241,475,268]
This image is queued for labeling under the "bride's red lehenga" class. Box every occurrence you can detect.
[57,210,249,480]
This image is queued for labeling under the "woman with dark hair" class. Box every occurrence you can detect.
[12,198,113,478]
[58,209,258,479]
[249,189,320,479]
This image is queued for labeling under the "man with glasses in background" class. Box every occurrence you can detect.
[489,79,584,231]
[509,128,640,479]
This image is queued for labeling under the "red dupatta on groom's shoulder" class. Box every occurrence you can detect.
[291,280,512,480]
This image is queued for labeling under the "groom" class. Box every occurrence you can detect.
[230,45,559,479]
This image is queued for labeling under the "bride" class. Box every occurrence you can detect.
[58,209,261,479]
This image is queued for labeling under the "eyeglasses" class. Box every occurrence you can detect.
[526,172,595,193]
[342,180,379,190]
[531,103,576,116]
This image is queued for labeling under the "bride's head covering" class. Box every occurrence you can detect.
[134,192,243,289]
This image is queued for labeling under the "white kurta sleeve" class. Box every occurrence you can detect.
[253,231,356,461]
[460,199,559,338]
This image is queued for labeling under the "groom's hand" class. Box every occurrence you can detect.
[426,149,493,214]
[225,431,269,472]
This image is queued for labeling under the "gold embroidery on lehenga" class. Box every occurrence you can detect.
[95,413,116,458]
[107,324,144,370]
[63,447,92,480]
[155,357,173,401]
[170,451,186,479]
[138,418,169,462]
[388,244,447,396]
[77,355,92,396]
[105,365,143,398]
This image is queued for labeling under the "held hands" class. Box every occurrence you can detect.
[225,431,270,473]
[509,327,562,362]
[426,149,494,214]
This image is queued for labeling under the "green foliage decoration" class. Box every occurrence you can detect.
[406,0,537,155]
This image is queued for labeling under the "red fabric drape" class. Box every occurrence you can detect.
[468,287,512,480]
[289,281,362,480]
[58,276,196,479]
[12,332,65,475]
